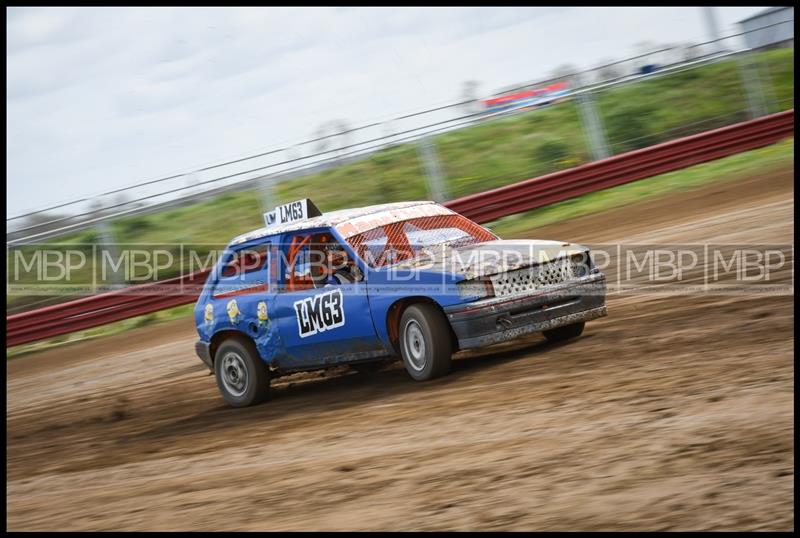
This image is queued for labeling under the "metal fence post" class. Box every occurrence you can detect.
[752,52,780,115]
[258,150,290,215]
[736,51,769,119]
[96,217,124,286]
[702,7,723,54]
[417,135,449,202]
[573,74,611,160]
[383,119,395,149]
[260,177,277,216]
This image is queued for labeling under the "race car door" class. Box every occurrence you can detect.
[209,240,284,364]
[271,229,386,369]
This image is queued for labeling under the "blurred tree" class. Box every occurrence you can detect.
[633,40,667,73]
[634,40,659,55]
[111,191,136,212]
[14,212,66,235]
[88,198,106,219]
[682,42,705,61]
[551,63,578,79]
[312,119,351,162]
[595,59,623,83]
[552,64,585,90]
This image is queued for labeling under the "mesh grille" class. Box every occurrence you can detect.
[344,214,497,268]
[490,256,587,297]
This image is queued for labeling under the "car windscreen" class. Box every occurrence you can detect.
[342,214,497,268]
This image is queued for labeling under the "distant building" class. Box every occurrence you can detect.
[738,6,794,50]
[482,82,571,116]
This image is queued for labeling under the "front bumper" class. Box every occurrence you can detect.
[195,340,213,370]
[445,272,607,350]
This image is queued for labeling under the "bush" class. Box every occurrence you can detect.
[604,102,660,153]
[116,216,152,237]
[534,137,572,173]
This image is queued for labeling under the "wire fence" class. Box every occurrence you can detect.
[5,21,794,250]
[7,20,794,241]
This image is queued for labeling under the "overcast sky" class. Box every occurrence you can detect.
[7,6,766,218]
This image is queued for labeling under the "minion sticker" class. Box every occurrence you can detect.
[226,299,242,324]
[257,301,270,328]
[204,303,214,326]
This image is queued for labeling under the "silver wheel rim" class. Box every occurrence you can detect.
[403,319,426,371]
[221,352,248,397]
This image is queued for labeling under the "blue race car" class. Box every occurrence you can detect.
[194,198,607,407]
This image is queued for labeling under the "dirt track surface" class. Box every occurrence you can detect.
[7,170,794,531]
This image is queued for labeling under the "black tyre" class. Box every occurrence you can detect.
[399,303,453,381]
[214,338,270,407]
[543,321,585,343]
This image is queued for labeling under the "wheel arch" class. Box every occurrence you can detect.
[209,329,259,366]
[385,296,459,355]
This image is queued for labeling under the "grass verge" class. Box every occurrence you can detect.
[7,303,195,360]
[489,137,794,237]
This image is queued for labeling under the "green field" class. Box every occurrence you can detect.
[6,48,794,316]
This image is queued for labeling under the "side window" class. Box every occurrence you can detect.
[282,233,325,293]
[214,243,270,297]
[280,231,357,292]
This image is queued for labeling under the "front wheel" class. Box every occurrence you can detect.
[543,322,585,343]
[399,304,453,381]
[214,338,270,407]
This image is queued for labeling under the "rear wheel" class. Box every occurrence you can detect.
[543,322,585,343]
[214,338,270,407]
[399,304,452,381]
